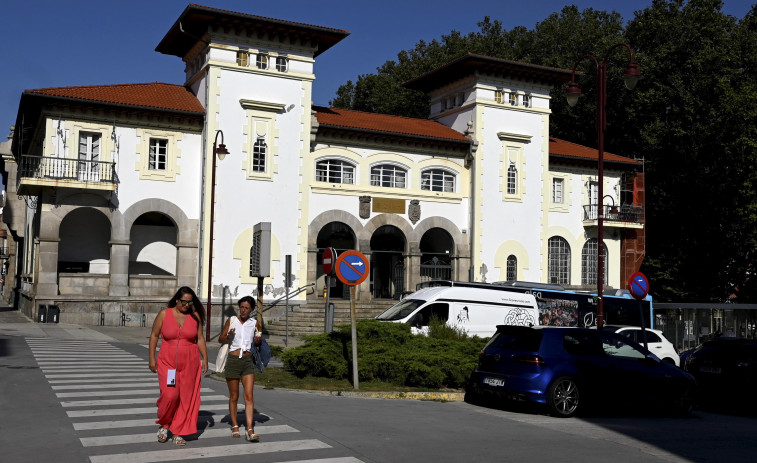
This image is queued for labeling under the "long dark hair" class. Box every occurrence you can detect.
[169,286,205,325]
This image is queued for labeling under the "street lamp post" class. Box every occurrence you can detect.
[566,44,640,329]
[206,130,229,340]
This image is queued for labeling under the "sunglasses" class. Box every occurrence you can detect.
[179,300,193,306]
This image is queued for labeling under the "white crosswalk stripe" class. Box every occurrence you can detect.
[27,338,365,463]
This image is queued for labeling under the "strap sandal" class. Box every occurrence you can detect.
[157,426,169,443]
[172,435,186,446]
[231,425,241,438]
[246,428,260,442]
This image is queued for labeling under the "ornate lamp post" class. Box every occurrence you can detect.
[566,44,640,329]
[206,130,229,340]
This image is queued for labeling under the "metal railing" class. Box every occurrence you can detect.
[18,155,117,187]
[583,204,644,223]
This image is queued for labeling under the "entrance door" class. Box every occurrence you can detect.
[78,132,101,182]
[370,225,406,299]
[316,222,356,299]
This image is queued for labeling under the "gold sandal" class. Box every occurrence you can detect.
[231,425,241,438]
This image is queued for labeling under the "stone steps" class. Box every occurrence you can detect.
[264,300,395,336]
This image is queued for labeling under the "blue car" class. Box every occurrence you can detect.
[467,325,696,417]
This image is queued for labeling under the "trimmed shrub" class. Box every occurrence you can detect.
[281,318,489,388]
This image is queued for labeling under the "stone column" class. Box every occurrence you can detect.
[176,242,198,289]
[108,240,130,296]
[35,238,60,297]
[407,242,421,292]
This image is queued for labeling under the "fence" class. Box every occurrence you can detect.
[654,306,757,352]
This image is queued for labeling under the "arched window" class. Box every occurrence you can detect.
[252,138,266,173]
[507,164,517,194]
[548,236,570,285]
[581,239,608,286]
[421,169,455,192]
[371,164,407,188]
[316,159,355,184]
[506,255,517,281]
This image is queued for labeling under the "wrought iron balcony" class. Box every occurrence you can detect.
[583,204,644,226]
[17,155,118,194]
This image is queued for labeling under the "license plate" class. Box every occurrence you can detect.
[483,377,505,387]
[700,366,722,374]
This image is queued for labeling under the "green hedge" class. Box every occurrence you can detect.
[281,319,489,388]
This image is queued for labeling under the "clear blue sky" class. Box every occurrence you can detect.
[1,0,754,134]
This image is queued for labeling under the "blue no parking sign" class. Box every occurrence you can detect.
[628,272,650,300]
[335,250,370,286]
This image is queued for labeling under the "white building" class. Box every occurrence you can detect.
[1,4,644,328]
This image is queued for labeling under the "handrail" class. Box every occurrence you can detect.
[261,283,316,314]
[583,203,643,223]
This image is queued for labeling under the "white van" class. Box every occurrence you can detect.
[375,284,539,338]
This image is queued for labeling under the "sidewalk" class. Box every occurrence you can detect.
[0,306,303,348]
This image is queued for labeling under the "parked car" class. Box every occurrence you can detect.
[682,338,757,412]
[467,325,696,417]
[602,325,680,366]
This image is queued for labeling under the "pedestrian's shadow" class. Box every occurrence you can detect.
[191,409,271,440]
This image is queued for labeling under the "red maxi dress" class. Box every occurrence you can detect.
[155,308,202,436]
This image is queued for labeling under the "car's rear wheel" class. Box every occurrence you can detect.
[547,377,580,418]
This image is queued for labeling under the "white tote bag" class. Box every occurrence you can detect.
[214,316,237,373]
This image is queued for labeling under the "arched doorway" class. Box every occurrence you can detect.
[370,225,406,299]
[129,212,178,275]
[58,208,111,274]
[316,222,356,299]
[419,228,454,282]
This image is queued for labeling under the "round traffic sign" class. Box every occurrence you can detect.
[335,250,370,286]
[628,272,649,300]
[322,247,336,275]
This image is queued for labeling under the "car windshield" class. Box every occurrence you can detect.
[376,299,425,321]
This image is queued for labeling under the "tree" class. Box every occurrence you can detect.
[328,1,757,303]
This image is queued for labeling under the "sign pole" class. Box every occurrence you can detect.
[334,250,369,391]
[628,272,650,350]
[349,284,359,390]
[324,274,332,332]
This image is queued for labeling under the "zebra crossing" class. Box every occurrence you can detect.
[27,338,364,463]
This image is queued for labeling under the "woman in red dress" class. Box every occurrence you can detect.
[149,286,209,445]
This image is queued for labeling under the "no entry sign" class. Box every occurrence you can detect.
[335,250,370,286]
[628,272,650,300]
[322,247,336,275]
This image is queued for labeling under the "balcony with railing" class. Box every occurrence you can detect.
[583,204,644,229]
[17,155,118,195]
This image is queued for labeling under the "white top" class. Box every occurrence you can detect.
[228,316,257,358]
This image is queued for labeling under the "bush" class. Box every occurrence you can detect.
[281,318,489,389]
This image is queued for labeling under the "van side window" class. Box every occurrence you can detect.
[411,303,449,327]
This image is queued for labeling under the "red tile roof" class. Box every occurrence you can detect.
[314,106,470,143]
[549,137,640,165]
[26,83,205,114]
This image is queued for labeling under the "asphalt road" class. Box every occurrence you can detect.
[2,310,757,463]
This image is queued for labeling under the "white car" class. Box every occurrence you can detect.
[603,325,681,366]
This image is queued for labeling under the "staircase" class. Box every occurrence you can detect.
[264,299,397,337]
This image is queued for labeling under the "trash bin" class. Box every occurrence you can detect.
[47,305,60,324]
[37,305,47,323]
